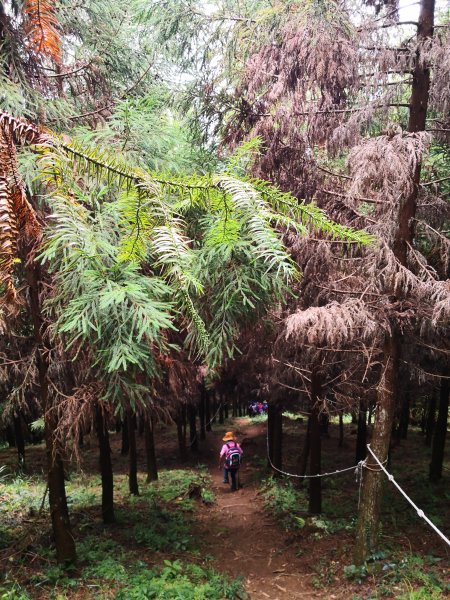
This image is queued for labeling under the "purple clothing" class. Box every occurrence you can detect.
[219,441,243,458]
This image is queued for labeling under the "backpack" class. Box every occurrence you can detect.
[225,442,241,470]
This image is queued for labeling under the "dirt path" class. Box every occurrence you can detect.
[194,417,322,599]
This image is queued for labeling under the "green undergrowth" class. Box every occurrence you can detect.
[260,475,448,599]
[345,552,449,599]
[0,465,224,599]
[1,544,246,599]
[261,477,307,530]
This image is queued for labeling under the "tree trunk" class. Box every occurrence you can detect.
[425,392,437,447]
[144,416,158,482]
[267,402,276,470]
[95,406,115,524]
[271,404,283,475]
[188,403,198,452]
[205,384,212,432]
[176,407,186,459]
[298,417,311,476]
[429,376,449,482]
[127,411,139,495]
[399,392,410,440]
[26,260,76,564]
[355,0,435,565]
[356,401,368,463]
[199,383,206,441]
[308,370,322,515]
[354,334,399,564]
[121,416,129,455]
[232,392,237,417]
[13,415,26,472]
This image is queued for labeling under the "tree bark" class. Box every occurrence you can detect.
[144,415,158,482]
[199,383,206,441]
[176,407,186,459]
[26,260,76,563]
[356,401,368,463]
[429,376,449,482]
[205,383,212,432]
[127,411,139,495]
[298,417,311,476]
[354,334,399,564]
[271,403,283,475]
[308,370,322,514]
[425,392,437,447]
[188,403,198,452]
[121,416,129,455]
[95,406,115,523]
[399,391,410,440]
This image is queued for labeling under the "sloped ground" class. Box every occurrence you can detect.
[0,415,448,598]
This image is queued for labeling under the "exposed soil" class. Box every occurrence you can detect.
[193,419,321,599]
[1,414,448,599]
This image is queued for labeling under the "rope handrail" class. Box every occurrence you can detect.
[367,444,450,548]
[266,429,364,479]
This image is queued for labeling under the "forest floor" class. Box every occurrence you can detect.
[0,414,449,599]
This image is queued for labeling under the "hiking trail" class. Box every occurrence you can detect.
[193,417,326,600]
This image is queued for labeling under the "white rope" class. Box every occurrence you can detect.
[366,444,450,548]
[266,428,365,479]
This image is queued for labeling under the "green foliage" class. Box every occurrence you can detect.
[0,582,31,600]
[344,553,448,598]
[261,478,307,530]
[131,507,192,552]
[33,129,371,390]
[115,560,246,600]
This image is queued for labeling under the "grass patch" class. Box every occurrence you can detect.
[115,559,247,600]
[261,478,307,530]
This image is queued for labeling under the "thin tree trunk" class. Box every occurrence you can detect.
[176,407,186,460]
[127,411,139,495]
[232,393,237,418]
[399,392,410,440]
[298,417,311,476]
[267,402,276,470]
[188,403,198,452]
[425,392,437,447]
[429,376,449,482]
[205,384,212,432]
[96,406,115,523]
[356,401,368,463]
[354,334,399,564]
[309,370,322,514]
[13,415,26,472]
[26,260,76,564]
[144,416,158,482]
[199,384,206,441]
[270,403,282,475]
[121,416,129,455]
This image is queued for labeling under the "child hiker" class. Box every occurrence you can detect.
[219,432,243,491]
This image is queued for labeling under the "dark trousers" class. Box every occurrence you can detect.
[223,467,238,490]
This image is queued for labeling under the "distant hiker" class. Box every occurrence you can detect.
[219,432,243,491]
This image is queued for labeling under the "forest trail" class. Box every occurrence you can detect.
[194,417,324,600]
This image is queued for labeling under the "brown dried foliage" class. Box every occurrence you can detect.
[23,0,61,63]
